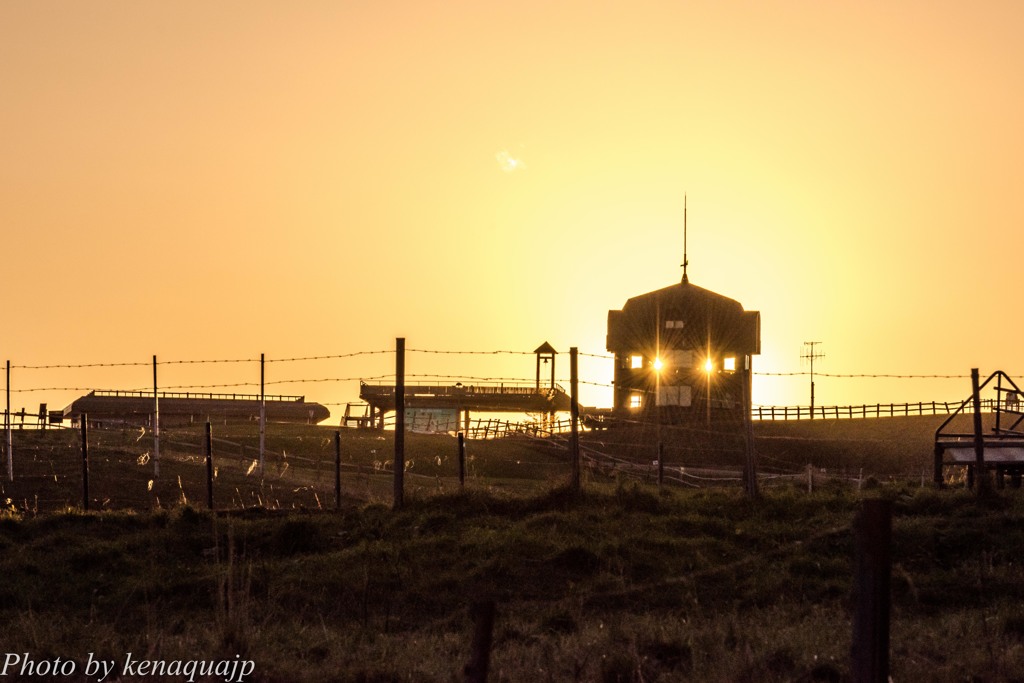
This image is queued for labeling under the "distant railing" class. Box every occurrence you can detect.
[371,413,576,440]
[752,399,1000,421]
[462,418,575,440]
[360,381,567,398]
[358,398,1004,432]
[92,390,306,402]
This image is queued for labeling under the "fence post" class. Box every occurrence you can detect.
[851,498,892,683]
[259,353,266,478]
[153,355,160,478]
[81,414,90,511]
[394,338,406,510]
[335,431,342,510]
[458,432,466,490]
[570,347,580,493]
[463,600,496,683]
[742,361,758,497]
[971,368,991,495]
[5,360,11,482]
[205,421,214,511]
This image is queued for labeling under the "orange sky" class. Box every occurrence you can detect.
[3,1,1023,417]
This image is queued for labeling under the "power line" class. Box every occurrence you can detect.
[13,362,148,370]
[408,349,534,355]
[263,351,392,363]
[754,372,969,378]
[12,350,394,370]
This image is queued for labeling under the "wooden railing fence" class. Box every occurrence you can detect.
[752,398,999,421]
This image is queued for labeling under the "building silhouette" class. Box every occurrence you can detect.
[606,277,760,423]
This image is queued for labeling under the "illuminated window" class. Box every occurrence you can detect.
[666,320,685,329]
[629,393,642,409]
[724,356,736,372]
[630,355,643,369]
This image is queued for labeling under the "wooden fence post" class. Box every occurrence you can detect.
[153,355,160,479]
[259,353,266,478]
[463,600,496,683]
[5,360,11,482]
[394,337,405,510]
[458,432,466,489]
[971,368,991,495]
[81,413,90,511]
[851,498,892,683]
[335,431,342,510]
[741,362,758,497]
[569,347,580,493]
[205,421,214,510]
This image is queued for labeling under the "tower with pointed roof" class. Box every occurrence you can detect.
[606,201,760,423]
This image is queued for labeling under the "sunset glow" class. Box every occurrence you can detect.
[2,1,1023,418]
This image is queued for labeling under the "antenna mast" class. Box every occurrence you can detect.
[681,194,689,284]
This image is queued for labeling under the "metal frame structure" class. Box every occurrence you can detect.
[934,370,1024,488]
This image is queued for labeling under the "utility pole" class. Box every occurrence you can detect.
[801,342,825,419]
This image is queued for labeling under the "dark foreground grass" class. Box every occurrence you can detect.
[2,483,1024,681]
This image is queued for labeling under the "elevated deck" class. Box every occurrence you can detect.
[359,381,571,414]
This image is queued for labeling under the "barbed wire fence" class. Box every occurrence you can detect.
[0,345,1008,513]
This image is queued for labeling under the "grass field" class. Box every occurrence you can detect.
[0,415,1020,681]
[0,411,964,514]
